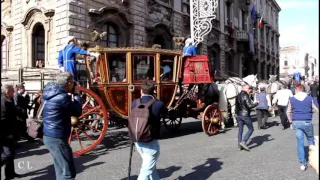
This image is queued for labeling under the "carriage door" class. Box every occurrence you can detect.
[128,53,156,113]
[158,54,178,107]
[104,53,129,117]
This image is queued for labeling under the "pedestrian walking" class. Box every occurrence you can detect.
[236,84,259,151]
[255,87,271,129]
[287,85,319,171]
[293,71,302,84]
[29,90,43,118]
[290,81,296,95]
[272,85,293,129]
[1,84,22,179]
[310,81,319,108]
[301,80,310,94]
[42,72,82,180]
[13,83,30,140]
[127,80,168,180]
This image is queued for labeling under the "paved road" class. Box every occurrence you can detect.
[2,113,319,180]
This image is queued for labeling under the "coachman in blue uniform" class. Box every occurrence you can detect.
[182,38,197,57]
[58,36,99,81]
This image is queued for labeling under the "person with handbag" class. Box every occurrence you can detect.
[13,83,31,141]
[42,72,82,180]
[1,84,22,179]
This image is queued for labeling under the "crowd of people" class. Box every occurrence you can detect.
[253,77,319,172]
[1,83,43,179]
[1,71,319,180]
[1,35,319,180]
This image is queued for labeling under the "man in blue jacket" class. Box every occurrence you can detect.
[42,72,82,180]
[58,36,100,81]
[287,85,319,171]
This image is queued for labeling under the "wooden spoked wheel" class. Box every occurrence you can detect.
[162,109,182,132]
[69,87,108,156]
[201,104,222,136]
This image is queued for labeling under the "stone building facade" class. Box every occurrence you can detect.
[1,0,281,80]
[253,0,281,80]
[280,46,319,80]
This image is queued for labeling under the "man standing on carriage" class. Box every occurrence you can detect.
[182,38,197,57]
[179,38,198,95]
[58,36,100,82]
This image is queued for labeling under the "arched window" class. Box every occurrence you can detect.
[1,35,7,70]
[208,44,220,76]
[32,23,45,68]
[101,23,119,47]
[284,60,288,66]
[226,53,234,76]
[260,62,265,79]
[253,59,258,75]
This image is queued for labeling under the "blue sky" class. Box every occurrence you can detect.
[277,0,319,59]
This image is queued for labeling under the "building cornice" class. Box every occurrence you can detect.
[269,0,281,12]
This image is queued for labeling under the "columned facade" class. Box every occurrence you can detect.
[2,0,281,81]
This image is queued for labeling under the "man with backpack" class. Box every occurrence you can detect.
[128,80,168,180]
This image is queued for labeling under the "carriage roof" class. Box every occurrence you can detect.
[88,45,182,55]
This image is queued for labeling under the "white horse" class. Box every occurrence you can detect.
[258,75,286,117]
[217,74,258,128]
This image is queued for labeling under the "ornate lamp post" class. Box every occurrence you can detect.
[190,0,219,47]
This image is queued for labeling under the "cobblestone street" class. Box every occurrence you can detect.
[2,113,319,180]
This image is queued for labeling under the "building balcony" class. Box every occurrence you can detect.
[235,31,249,41]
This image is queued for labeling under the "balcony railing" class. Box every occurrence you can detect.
[260,44,265,51]
[235,31,249,41]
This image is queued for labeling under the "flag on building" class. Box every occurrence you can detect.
[251,3,257,24]
[258,15,263,28]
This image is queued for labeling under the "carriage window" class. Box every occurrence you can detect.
[160,55,174,81]
[133,55,155,81]
[108,53,127,82]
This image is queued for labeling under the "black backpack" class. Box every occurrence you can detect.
[128,99,156,142]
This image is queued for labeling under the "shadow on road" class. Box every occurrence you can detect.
[97,130,131,152]
[15,140,47,160]
[175,158,223,180]
[123,165,181,180]
[160,121,204,140]
[266,120,280,128]
[247,134,275,149]
[21,152,106,180]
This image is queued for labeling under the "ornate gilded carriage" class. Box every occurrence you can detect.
[68,45,222,156]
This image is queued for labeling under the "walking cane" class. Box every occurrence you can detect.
[127,141,134,180]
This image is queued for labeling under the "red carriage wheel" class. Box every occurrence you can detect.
[69,87,108,156]
[201,104,222,136]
